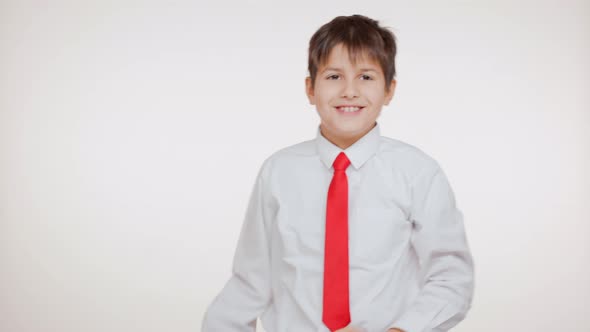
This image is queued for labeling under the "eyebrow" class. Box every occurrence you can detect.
[321,67,379,74]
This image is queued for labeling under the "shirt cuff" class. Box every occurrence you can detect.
[389,299,446,332]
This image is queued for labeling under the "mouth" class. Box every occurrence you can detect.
[335,106,365,114]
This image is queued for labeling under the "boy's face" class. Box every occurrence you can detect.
[305,43,396,149]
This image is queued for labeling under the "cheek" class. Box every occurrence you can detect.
[367,91,386,104]
[316,95,333,108]
[315,84,338,100]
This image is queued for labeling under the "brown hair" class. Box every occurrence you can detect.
[307,14,397,93]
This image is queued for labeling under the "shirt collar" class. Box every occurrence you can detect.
[315,121,381,170]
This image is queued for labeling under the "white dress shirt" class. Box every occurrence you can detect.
[202,122,475,332]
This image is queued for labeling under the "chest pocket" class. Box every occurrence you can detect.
[351,206,412,264]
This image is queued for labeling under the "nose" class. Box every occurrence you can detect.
[341,78,359,99]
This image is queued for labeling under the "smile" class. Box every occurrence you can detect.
[336,106,364,114]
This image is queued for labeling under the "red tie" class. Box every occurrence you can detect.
[322,151,351,331]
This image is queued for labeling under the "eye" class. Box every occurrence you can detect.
[327,74,340,80]
[361,74,373,80]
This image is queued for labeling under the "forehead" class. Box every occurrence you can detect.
[321,43,381,71]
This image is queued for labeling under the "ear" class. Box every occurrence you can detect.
[305,76,316,105]
[384,79,397,106]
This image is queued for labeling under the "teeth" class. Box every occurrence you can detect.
[338,106,362,112]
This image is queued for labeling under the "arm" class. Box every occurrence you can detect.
[202,161,273,332]
[389,164,475,332]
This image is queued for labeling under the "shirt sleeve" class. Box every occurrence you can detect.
[201,161,273,332]
[389,163,475,332]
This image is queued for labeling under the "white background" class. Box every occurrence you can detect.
[1,0,588,331]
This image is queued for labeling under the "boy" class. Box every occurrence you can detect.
[202,14,474,332]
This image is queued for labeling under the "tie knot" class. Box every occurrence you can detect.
[332,152,351,171]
